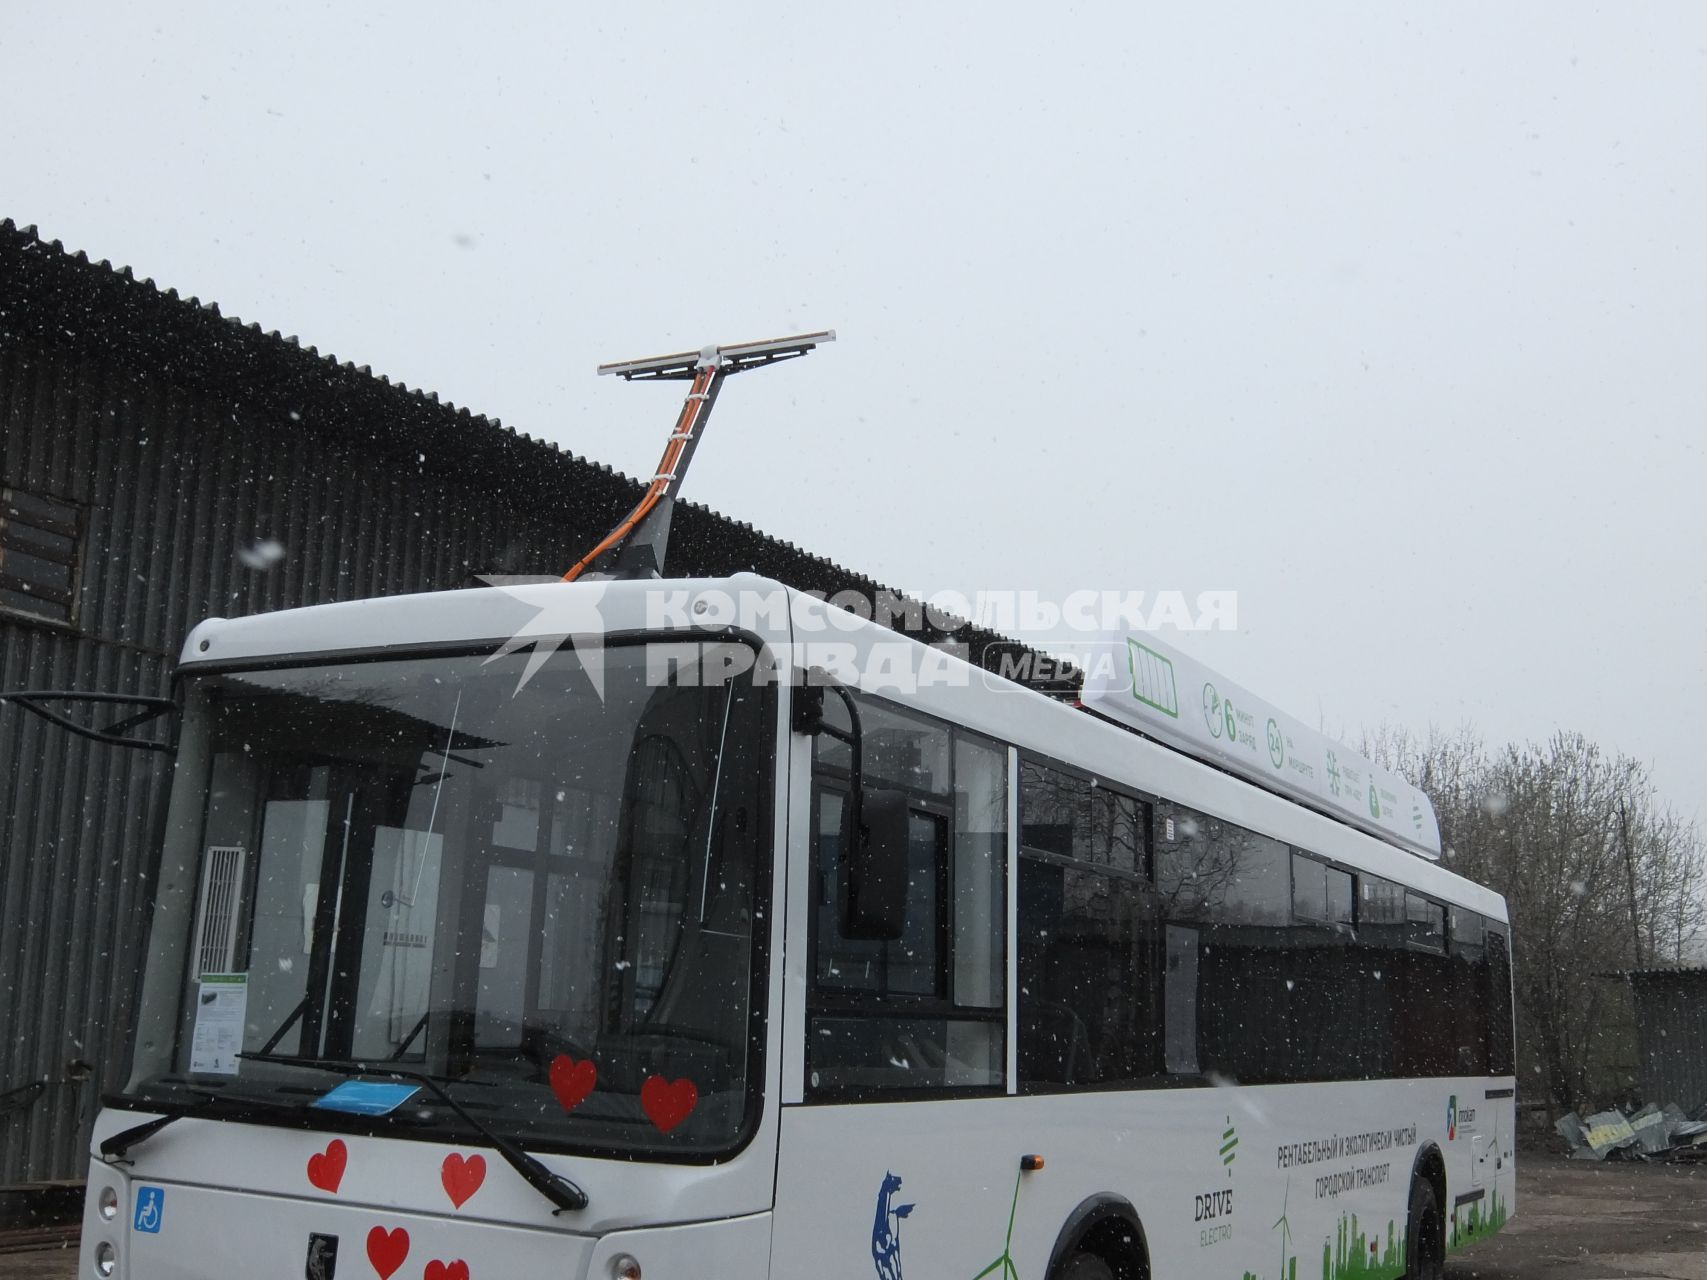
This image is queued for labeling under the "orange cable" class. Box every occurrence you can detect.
[561,365,716,582]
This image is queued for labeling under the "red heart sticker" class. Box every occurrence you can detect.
[365,1225,410,1280]
[640,1075,699,1134]
[306,1138,347,1194]
[440,1152,486,1209]
[549,1054,597,1114]
[424,1262,471,1280]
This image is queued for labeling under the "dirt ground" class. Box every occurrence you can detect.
[7,1152,1706,1279]
[1443,1151,1707,1280]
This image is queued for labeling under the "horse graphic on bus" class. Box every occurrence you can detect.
[871,1171,914,1280]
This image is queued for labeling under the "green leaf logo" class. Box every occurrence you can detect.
[1220,1118,1238,1173]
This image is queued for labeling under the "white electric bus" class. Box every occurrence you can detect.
[79,573,1514,1280]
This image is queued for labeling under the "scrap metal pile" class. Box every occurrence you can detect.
[1556,1103,1707,1162]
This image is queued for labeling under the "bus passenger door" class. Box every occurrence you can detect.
[773,703,1017,1279]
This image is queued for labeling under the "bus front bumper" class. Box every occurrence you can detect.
[80,1161,773,1280]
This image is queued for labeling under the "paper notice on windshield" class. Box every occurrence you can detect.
[190,973,248,1075]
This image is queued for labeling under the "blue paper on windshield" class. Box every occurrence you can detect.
[312,1081,421,1116]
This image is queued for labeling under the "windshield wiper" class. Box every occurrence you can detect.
[389,1010,430,1061]
[100,1109,190,1162]
[99,1089,302,1162]
[254,994,311,1055]
[238,1053,589,1214]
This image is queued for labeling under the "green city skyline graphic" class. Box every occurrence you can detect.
[1240,1210,1406,1280]
[1450,1189,1508,1252]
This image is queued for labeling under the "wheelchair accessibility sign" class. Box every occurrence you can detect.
[133,1185,164,1233]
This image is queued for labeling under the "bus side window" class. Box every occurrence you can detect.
[1392,893,1454,1077]
[1486,924,1515,1075]
[1016,762,1158,1090]
[1449,907,1490,1075]
[1128,797,1509,1090]
[1183,824,1293,1084]
[1159,816,1388,1086]
[1271,851,1364,1084]
[805,702,1006,1098]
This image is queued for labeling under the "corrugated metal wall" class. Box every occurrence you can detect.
[0,336,612,1186]
[1630,972,1707,1113]
[0,222,996,1188]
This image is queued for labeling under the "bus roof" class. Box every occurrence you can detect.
[1079,629,1443,861]
[177,574,1493,917]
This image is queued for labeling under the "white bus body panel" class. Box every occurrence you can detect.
[766,587,1514,1277]
[772,1083,1515,1279]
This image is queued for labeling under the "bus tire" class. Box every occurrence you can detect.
[1404,1174,1445,1280]
[1044,1195,1148,1280]
[1057,1252,1115,1280]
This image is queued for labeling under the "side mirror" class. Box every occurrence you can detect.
[0,689,177,754]
[794,682,912,941]
[843,788,911,940]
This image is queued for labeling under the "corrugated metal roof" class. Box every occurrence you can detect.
[0,217,935,601]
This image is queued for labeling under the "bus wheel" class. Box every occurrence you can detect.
[1057,1252,1116,1280]
[1404,1176,1445,1280]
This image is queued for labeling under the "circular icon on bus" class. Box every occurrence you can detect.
[1203,682,1223,738]
[1266,718,1284,768]
[1223,699,1237,743]
[1368,782,1381,818]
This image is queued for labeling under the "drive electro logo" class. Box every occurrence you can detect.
[1448,1095,1458,1141]
[1197,1118,1239,1249]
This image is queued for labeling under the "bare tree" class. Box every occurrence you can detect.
[1364,724,1706,1109]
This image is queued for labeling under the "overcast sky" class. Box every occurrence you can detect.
[5,4,1705,813]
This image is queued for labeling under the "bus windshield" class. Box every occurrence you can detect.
[123,639,773,1158]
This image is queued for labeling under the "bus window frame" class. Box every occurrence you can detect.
[803,692,1009,1104]
[1289,848,1359,932]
